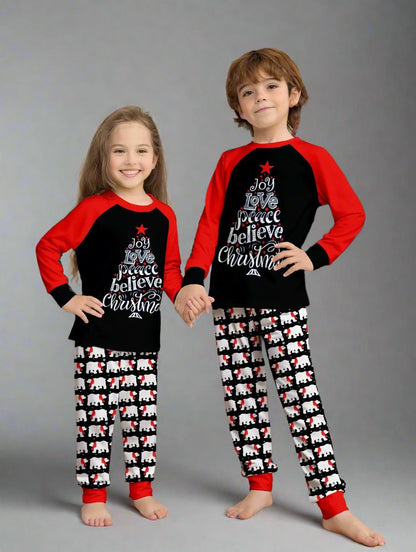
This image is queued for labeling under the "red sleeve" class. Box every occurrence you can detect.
[184,153,228,279]
[302,146,365,267]
[158,204,183,302]
[35,195,109,304]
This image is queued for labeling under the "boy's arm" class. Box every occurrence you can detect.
[305,147,365,269]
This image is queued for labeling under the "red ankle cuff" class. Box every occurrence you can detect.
[82,487,107,504]
[317,491,348,519]
[248,473,273,491]
[129,481,153,500]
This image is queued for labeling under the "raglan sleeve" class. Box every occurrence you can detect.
[162,208,183,302]
[183,153,228,286]
[35,197,99,307]
[305,148,366,269]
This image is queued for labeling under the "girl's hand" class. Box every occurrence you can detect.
[175,285,214,328]
[272,242,314,277]
[62,295,104,323]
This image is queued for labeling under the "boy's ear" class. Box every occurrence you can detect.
[289,87,301,107]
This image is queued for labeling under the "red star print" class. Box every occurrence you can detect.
[136,224,148,235]
[260,161,274,174]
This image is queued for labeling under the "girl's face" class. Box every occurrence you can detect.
[108,121,157,199]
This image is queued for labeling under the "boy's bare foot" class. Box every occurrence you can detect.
[226,490,273,520]
[133,496,168,520]
[81,503,113,527]
[323,510,385,547]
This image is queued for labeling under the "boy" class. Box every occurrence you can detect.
[175,48,385,547]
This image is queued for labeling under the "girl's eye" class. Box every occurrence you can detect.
[114,149,125,154]
[138,149,148,154]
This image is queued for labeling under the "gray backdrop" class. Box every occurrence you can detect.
[1,1,415,551]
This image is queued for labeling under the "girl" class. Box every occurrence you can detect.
[36,106,182,527]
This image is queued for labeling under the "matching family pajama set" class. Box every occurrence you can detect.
[183,137,365,518]
[36,190,182,503]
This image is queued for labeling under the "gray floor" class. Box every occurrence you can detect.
[2,369,414,552]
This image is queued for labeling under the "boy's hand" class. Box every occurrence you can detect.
[175,284,214,328]
[62,295,104,323]
[272,242,313,277]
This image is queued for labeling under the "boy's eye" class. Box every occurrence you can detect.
[267,83,278,89]
[242,90,253,97]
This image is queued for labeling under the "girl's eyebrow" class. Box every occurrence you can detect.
[110,143,151,148]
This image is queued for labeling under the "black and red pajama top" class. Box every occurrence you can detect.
[183,137,365,310]
[36,190,182,352]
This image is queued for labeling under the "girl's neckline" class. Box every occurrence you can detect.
[104,190,156,211]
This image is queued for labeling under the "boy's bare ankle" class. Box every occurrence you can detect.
[322,510,385,547]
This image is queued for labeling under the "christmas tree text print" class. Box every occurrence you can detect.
[218,162,283,277]
[102,225,163,318]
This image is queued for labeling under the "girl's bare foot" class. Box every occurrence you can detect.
[226,490,273,520]
[133,496,168,520]
[81,503,113,527]
[323,510,385,547]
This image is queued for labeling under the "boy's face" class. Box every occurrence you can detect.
[237,72,300,137]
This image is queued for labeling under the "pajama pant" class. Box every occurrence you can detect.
[74,345,158,490]
[213,307,346,503]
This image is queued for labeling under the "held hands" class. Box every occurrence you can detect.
[272,242,313,277]
[174,284,214,328]
[62,295,104,324]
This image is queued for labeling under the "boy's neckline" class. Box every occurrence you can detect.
[251,136,300,147]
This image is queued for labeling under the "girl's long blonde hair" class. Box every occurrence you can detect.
[71,105,167,277]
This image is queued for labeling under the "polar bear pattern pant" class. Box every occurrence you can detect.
[74,345,158,488]
[214,307,346,502]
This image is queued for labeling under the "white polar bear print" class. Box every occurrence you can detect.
[231,336,249,350]
[90,457,108,470]
[124,436,140,449]
[225,399,236,413]
[228,323,245,336]
[317,459,335,472]
[90,440,109,454]
[316,444,333,458]
[77,441,88,454]
[88,425,106,438]
[87,377,106,390]
[294,355,311,368]
[274,359,291,373]
[243,428,260,440]
[238,397,256,411]
[120,405,138,418]
[303,400,320,413]
[264,330,283,344]
[136,358,155,371]
[142,450,156,464]
[242,444,257,457]
[221,368,232,382]
[295,371,313,385]
[108,392,118,406]
[125,451,139,464]
[284,325,302,339]
[74,378,85,391]
[219,354,230,367]
[140,390,156,403]
[141,434,156,448]
[90,409,108,422]
[239,413,256,426]
[280,312,297,325]
[120,374,137,387]
[76,409,87,422]
[142,374,157,387]
[213,308,226,322]
[267,346,285,360]
[86,362,104,375]
[141,404,157,417]
[140,420,157,433]
[235,367,252,380]
[216,339,229,352]
[87,394,104,406]
[324,474,341,486]
[311,430,329,444]
[235,383,252,397]
[119,390,136,403]
[307,414,326,428]
[287,341,304,355]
